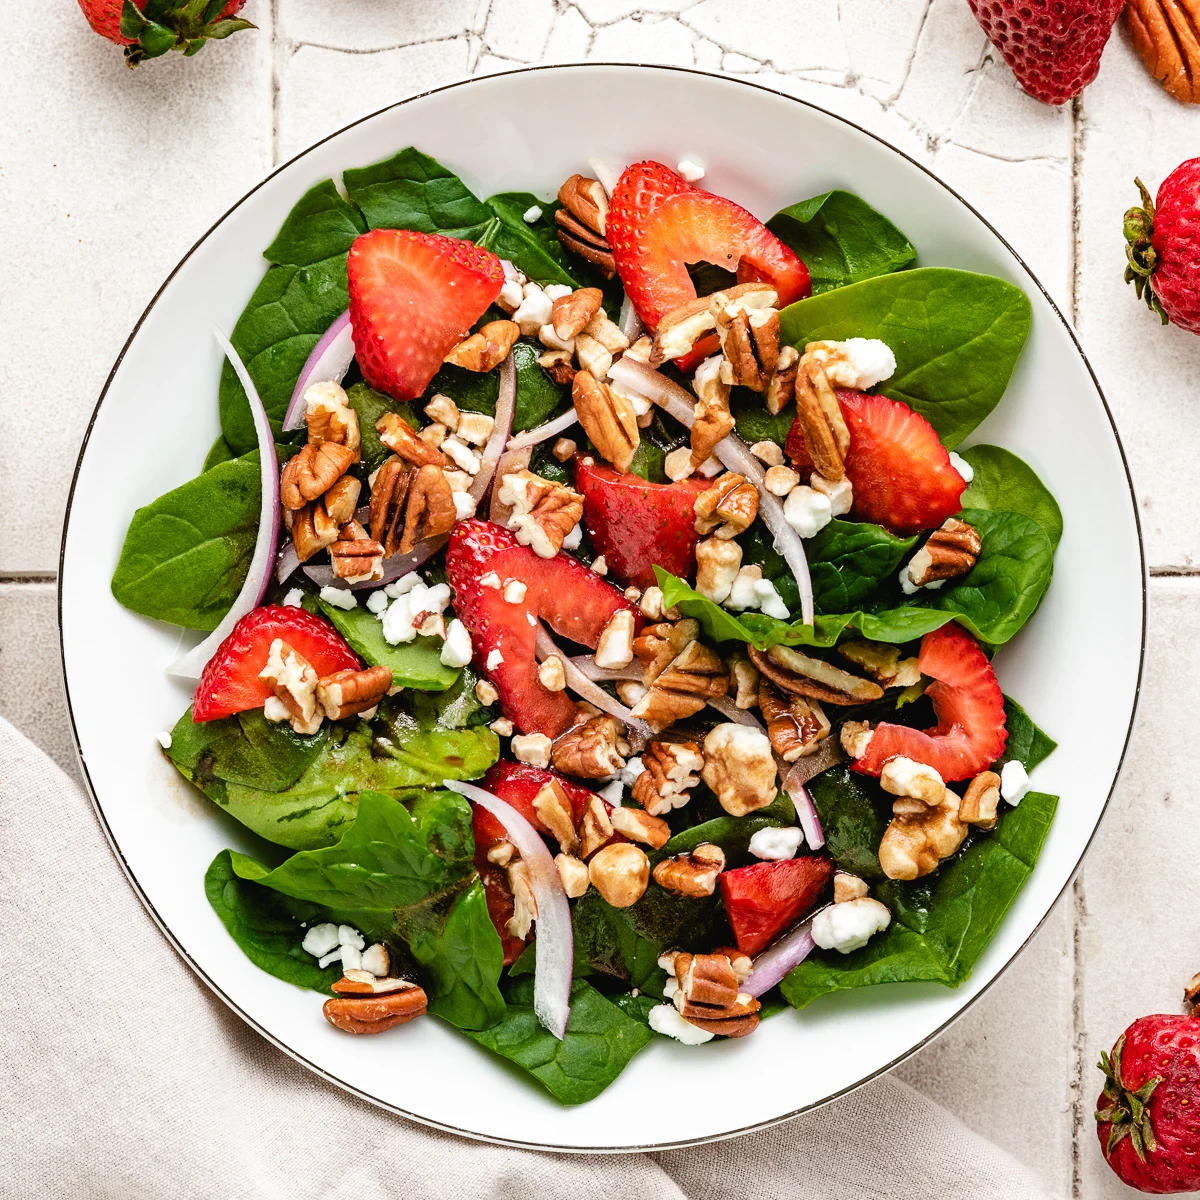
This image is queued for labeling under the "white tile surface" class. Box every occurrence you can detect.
[5,0,1189,1190]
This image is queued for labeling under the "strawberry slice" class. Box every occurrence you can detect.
[192,605,361,722]
[446,520,638,737]
[718,857,833,957]
[786,390,966,534]
[575,456,708,589]
[473,761,598,846]
[853,623,1007,782]
[608,161,811,366]
[476,861,528,966]
[348,229,503,402]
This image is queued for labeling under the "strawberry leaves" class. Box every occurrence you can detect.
[1097,1035,1163,1159]
[119,0,255,67]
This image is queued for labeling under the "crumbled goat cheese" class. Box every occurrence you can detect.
[453,491,478,521]
[948,451,974,484]
[480,572,501,589]
[503,579,528,604]
[320,586,357,611]
[620,757,646,786]
[317,949,343,969]
[366,590,389,615]
[511,732,552,767]
[486,648,504,671]
[749,825,804,860]
[385,573,421,598]
[563,523,583,550]
[523,204,543,224]
[726,565,764,612]
[360,944,389,977]
[811,472,853,516]
[649,1003,714,1044]
[441,619,473,668]
[597,780,624,806]
[340,945,363,972]
[811,337,897,390]
[513,286,553,337]
[302,923,340,957]
[783,486,833,538]
[1001,759,1031,804]
[283,588,305,607]
[754,578,790,619]
[442,437,481,475]
[156,731,173,750]
[812,897,892,954]
[338,925,365,950]
[544,285,573,302]
[676,158,706,183]
[381,581,451,645]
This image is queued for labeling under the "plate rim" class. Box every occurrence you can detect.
[56,60,1147,1153]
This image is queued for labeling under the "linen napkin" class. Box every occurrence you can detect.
[0,716,1059,1199]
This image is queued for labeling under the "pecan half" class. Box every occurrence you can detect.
[631,621,728,733]
[690,354,735,468]
[556,175,615,278]
[329,519,386,583]
[317,663,392,720]
[290,500,341,562]
[552,288,604,340]
[652,842,725,897]
[758,679,831,762]
[750,645,883,706]
[1127,0,1200,103]
[675,991,761,1038]
[498,469,584,558]
[904,517,982,588]
[304,382,361,451]
[716,299,780,393]
[444,320,520,372]
[552,716,625,779]
[376,412,448,468]
[791,357,849,481]
[323,983,428,1034]
[280,442,357,510]
[573,372,639,473]
[399,464,457,555]
[693,472,759,539]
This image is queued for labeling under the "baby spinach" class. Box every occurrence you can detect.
[344,382,415,472]
[656,811,792,866]
[467,977,654,1105]
[205,849,341,995]
[767,190,917,294]
[960,444,1063,550]
[111,451,262,631]
[203,435,236,472]
[428,360,500,416]
[778,268,1032,449]
[781,791,1057,1009]
[806,766,890,881]
[731,390,793,446]
[572,890,667,993]
[1002,696,1057,770]
[479,193,582,289]
[512,339,569,432]
[316,599,459,691]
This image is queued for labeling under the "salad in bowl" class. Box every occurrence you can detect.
[110,147,1060,1105]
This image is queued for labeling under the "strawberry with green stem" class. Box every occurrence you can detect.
[1124,161,1200,334]
[78,0,254,67]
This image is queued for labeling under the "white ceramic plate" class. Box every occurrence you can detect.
[59,64,1144,1151]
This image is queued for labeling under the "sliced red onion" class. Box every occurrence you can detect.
[275,542,300,585]
[302,537,444,592]
[568,656,638,683]
[536,627,651,742]
[444,779,572,1040]
[618,293,643,343]
[283,310,355,433]
[781,759,826,850]
[468,354,517,504]
[587,157,622,198]
[168,330,281,679]
[506,407,579,451]
[743,908,826,998]
[708,694,765,730]
[608,358,814,627]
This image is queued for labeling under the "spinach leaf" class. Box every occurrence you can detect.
[767,190,917,294]
[732,390,793,446]
[344,382,415,472]
[571,890,667,993]
[428,360,500,416]
[316,599,459,691]
[343,148,493,239]
[1002,696,1057,770]
[781,791,1057,1009]
[111,452,261,631]
[220,180,365,453]
[657,811,792,865]
[467,977,653,1105]
[778,268,1032,449]
[203,435,236,472]
[960,444,1063,550]
[806,766,890,880]
[205,850,341,995]
[385,666,495,732]
[512,340,569,432]
[479,194,582,288]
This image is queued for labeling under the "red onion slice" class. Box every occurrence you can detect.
[707,694,766,730]
[283,311,355,433]
[506,407,579,451]
[567,656,638,683]
[608,358,814,626]
[469,355,517,505]
[444,779,572,1039]
[743,907,826,998]
[781,759,826,850]
[275,542,300,586]
[618,294,643,343]
[168,330,281,680]
[302,537,444,592]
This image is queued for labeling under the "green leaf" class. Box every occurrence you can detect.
[1002,696,1057,770]
[571,890,667,993]
[657,810,793,865]
[732,390,794,446]
[781,791,1057,1009]
[467,978,654,1105]
[110,451,261,631]
[204,850,341,995]
[427,360,501,416]
[316,599,459,691]
[479,194,582,288]
[960,445,1063,550]
[767,190,917,294]
[778,268,1032,449]
[806,766,891,881]
[342,148,493,240]
[512,340,569,432]
[202,434,236,472]
[344,382,416,472]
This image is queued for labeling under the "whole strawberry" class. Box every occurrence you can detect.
[1125,161,1200,334]
[1096,1009,1200,1193]
[78,0,254,67]
[967,0,1123,105]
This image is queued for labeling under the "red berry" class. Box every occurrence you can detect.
[719,857,833,957]
[1125,161,1200,335]
[192,605,361,722]
[348,229,503,402]
[967,0,1123,105]
[852,623,1007,782]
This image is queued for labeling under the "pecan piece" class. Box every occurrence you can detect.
[631,741,703,815]
[630,623,728,733]
[497,469,584,558]
[317,663,392,720]
[552,288,604,340]
[1127,0,1200,103]
[304,381,360,451]
[714,290,780,392]
[693,472,759,539]
[444,320,520,372]
[758,679,831,762]
[376,412,448,468]
[280,442,357,510]
[329,519,385,584]
[538,348,576,386]
[534,780,578,854]
[552,716,625,779]
[652,843,725,897]
[689,353,735,468]
[675,992,761,1038]
[609,805,671,849]
[792,357,849,481]
[750,645,884,706]
[652,296,718,364]
[555,175,615,278]
[572,372,639,473]
[399,464,457,555]
[259,639,321,735]
[323,474,362,527]
[903,517,982,589]
[322,983,428,1034]
[765,345,799,416]
[588,842,649,907]
[290,500,340,563]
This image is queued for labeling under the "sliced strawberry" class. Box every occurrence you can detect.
[575,456,708,589]
[718,856,833,957]
[192,605,361,722]
[475,862,528,966]
[608,161,811,366]
[446,520,638,736]
[786,390,966,534]
[853,623,1007,782]
[474,761,598,845]
[348,229,503,402]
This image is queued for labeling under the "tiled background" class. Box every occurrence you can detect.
[5,1,1199,1193]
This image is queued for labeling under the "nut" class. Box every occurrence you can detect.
[578,795,616,860]
[609,805,671,849]
[552,288,604,340]
[765,345,799,416]
[487,840,515,867]
[552,715,626,779]
[331,967,410,995]
[556,175,615,278]
[729,652,760,709]
[552,437,577,462]
[839,720,874,760]
[304,382,361,452]
[322,983,427,1034]
[880,757,947,809]
[538,348,576,386]
[506,857,538,939]
[792,356,849,481]
[694,537,743,604]
[488,447,533,526]
[290,499,341,563]
[690,354,735,468]
[314,665,392,721]
[588,842,650,908]
[693,473,759,539]
[534,780,578,853]
[424,394,460,430]
[631,741,703,815]
[575,333,613,380]
[582,309,630,354]
[715,303,780,392]
[537,655,567,692]
[837,640,921,688]
[903,518,982,589]
[701,724,778,817]
[652,843,725,897]
[443,320,520,372]
[259,638,321,735]
[1127,0,1200,104]
[497,469,585,558]
[959,769,1002,829]
[878,791,967,881]
[833,872,869,903]
[660,950,760,1037]
[572,372,639,474]
[751,645,884,706]
[758,678,831,762]
[456,412,495,447]
[653,296,718,363]
[369,459,457,558]
[555,853,590,898]
[763,464,800,497]
[376,412,448,468]
[630,621,728,733]
[329,520,385,584]
[323,474,362,527]
[280,441,358,510]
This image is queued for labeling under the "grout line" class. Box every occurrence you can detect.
[1070,876,1088,1199]
[270,0,281,167]
[1149,566,1200,577]
[0,574,57,585]
[1069,94,1085,325]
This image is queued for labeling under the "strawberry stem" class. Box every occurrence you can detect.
[119,0,255,67]
[1096,1034,1162,1161]
[1123,178,1170,326]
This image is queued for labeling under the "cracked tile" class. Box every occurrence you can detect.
[841,0,932,96]
[279,0,480,51]
[683,0,846,73]
[588,14,699,67]
[484,0,555,61]
[571,0,696,21]
[890,0,988,135]
[543,5,593,62]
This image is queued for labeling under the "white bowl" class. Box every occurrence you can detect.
[59,64,1144,1151]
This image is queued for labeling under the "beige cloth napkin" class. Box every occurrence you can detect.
[1,716,1058,1199]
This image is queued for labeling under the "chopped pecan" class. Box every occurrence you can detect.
[609,805,671,849]
[572,372,639,473]
[444,320,520,372]
[675,991,761,1038]
[578,795,616,860]
[652,296,718,364]
[631,741,703,815]
[959,770,1002,829]
[729,652,760,709]
[690,353,735,468]
[837,640,921,688]
[323,475,362,527]
[290,500,340,562]
[693,472,759,538]
[322,983,427,1034]
[1127,0,1200,103]
[758,678,831,762]
[304,381,361,451]
[497,469,584,558]
[765,345,799,416]
[792,356,849,481]
[694,536,743,603]
[630,621,728,733]
[538,348,576,386]
[589,842,650,907]
[329,519,385,583]
[714,291,780,392]
[376,412,448,468]
[652,843,725,897]
[317,663,392,720]
[534,780,578,853]
[556,853,590,898]
[750,645,884,706]
[552,287,604,340]
[833,872,869,903]
[506,857,538,939]
[555,175,615,279]
[904,517,982,588]
[280,441,357,510]
[488,447,533,526]
[259,639,321,735]
[398,464,457,555]
[552,715,625,779]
